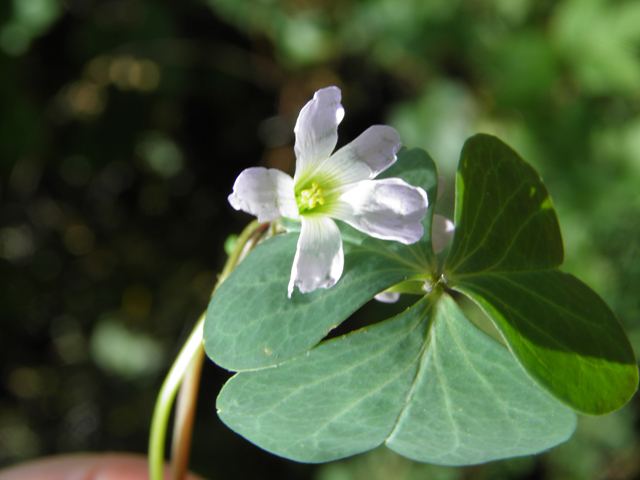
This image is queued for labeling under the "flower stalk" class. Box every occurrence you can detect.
[170,341,205,480]
[148,219,266,480]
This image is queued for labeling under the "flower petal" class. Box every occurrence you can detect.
[432,213,455,254]
[288,216,344,298]
[312,125,401,189]
[293,86,344,183]
[331,178,428,244]
[374,291,401,303]
[228,167,299,222]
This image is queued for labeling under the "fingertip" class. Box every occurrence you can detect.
[0,453,206,480]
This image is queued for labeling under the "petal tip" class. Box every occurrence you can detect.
[315,85,342,99]
[286,217,344,298]
[374,291,401,303]
[432,214,455,254]
[227,192,240,211]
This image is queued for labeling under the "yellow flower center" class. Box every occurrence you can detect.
[298,182,325,211]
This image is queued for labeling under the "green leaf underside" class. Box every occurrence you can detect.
[454,271,639,415]
[217,294,577,465]
[206,148,440,372]
[205,233,427,371]
[445,134,564,277]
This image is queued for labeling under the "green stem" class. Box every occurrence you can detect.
[385,278,431,295]
[149,314,205,480]
[148,220,265,480]
[170,342,205,480]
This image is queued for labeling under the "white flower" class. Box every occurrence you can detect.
[228,86,429,297]
[431,214,455,254]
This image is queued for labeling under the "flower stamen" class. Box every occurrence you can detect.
[298,182,326,211]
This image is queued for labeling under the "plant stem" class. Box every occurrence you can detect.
[148,314,205,480]
[148,220,265,480]
[170,343,205,480]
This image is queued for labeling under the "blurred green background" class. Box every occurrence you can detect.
[1,0,639,479]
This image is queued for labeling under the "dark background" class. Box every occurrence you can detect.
[1,1,639,479]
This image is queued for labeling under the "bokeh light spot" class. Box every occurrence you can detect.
[122,283,153,319]
[0,225,35,261]
[135,131,184,178]
[63,224,96,256]
[0,24,30,56]
[90,316,164,380]
[67,80,107,118]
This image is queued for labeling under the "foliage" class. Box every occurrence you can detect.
[2,0,640,479]
[205,138,637,465]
